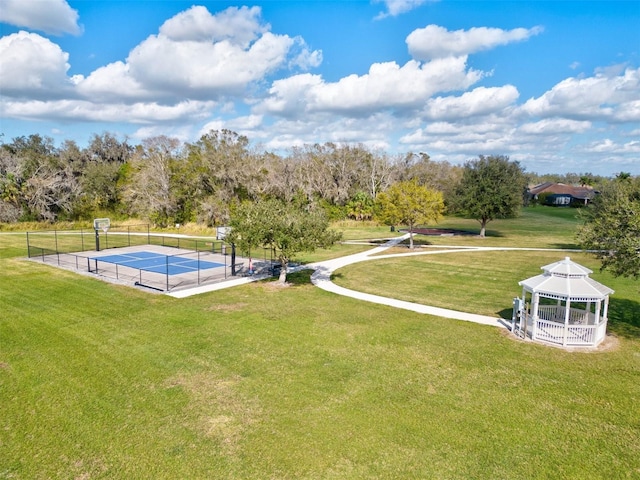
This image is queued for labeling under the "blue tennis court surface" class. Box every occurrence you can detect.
[93,251,224,275]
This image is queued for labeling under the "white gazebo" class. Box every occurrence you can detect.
[512,257,614,347]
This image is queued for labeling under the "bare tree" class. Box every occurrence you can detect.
[124,136,181,227]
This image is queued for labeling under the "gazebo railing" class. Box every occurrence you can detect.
[537,305,594,325]
[525,316,607,346]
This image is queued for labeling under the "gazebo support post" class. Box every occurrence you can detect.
[563,298,571,347]
[530,293,540,340]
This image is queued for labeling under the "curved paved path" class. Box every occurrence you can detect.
[308,234,511,329]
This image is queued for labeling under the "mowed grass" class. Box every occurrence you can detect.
[1,208,640,479]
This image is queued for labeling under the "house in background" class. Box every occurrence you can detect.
[527,182,598,207]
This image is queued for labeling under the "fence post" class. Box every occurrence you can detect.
[231,244,236,276]
[166,256,169,291]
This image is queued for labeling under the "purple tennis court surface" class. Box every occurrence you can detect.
[92,251,224,275]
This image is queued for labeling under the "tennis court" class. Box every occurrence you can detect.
[92,251,224,275]
[26,223,271,292]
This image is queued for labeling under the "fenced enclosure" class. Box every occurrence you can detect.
[26,224,277,292]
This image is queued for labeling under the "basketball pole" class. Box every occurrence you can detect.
[95,227,100,251]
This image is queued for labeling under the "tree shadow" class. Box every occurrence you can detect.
[607,297,640,339]
[284,269,315,286]
[396,238,434,247]
[329,271,344,282]
[552,243,581,250]
[257,268,316,287]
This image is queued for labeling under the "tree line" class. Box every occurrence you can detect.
[2,129,638,281]
[0,129,611,227]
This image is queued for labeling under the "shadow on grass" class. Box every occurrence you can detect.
[329,272,344,282]
[497,307,514,321]
[552,243,581,250]
[607,297,640,339]
[396,239,433,247]
[257,269,316,287]
[285,269,316,286]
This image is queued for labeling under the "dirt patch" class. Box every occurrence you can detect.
[260,281,291,291]
[165,372,261,454]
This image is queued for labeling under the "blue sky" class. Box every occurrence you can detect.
[1,0,639,175]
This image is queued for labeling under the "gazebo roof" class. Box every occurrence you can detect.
[519,257,614,299]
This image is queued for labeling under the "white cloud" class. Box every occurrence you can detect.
[522,67,640,122]
[0,0,81,35]
[518,118,591,134]
[159,6,265,46]
[74,62,150,102]
[73,6,316,101]
[584,138,640,154]
[421,86,519,120]
[199,114,264,138]
[1,98,216,124]
[288,37,323,70]
[400,118,518,153]
[0,31,73,98]
[374,0,432,19]
[131,125,194,144]
[407,24,543,60]
[125,31,293,97]
[260,114,394,152]
[257,56,484,117]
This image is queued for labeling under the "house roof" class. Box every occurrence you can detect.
[528,182,596,200]
[519,257,614,299]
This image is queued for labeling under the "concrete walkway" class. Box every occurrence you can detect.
[308,234,510,329]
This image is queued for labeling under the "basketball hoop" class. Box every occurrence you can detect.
[93,218,110,251]
[93,218,111,233]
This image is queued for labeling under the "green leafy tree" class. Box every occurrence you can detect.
[578,176,640,279]
[228,199,341,284]
[182,129,261,225]
[346,191,374,221]
[376,180,445,249]
[453,155,526,237]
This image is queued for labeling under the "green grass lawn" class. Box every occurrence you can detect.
[1,210,639,479]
